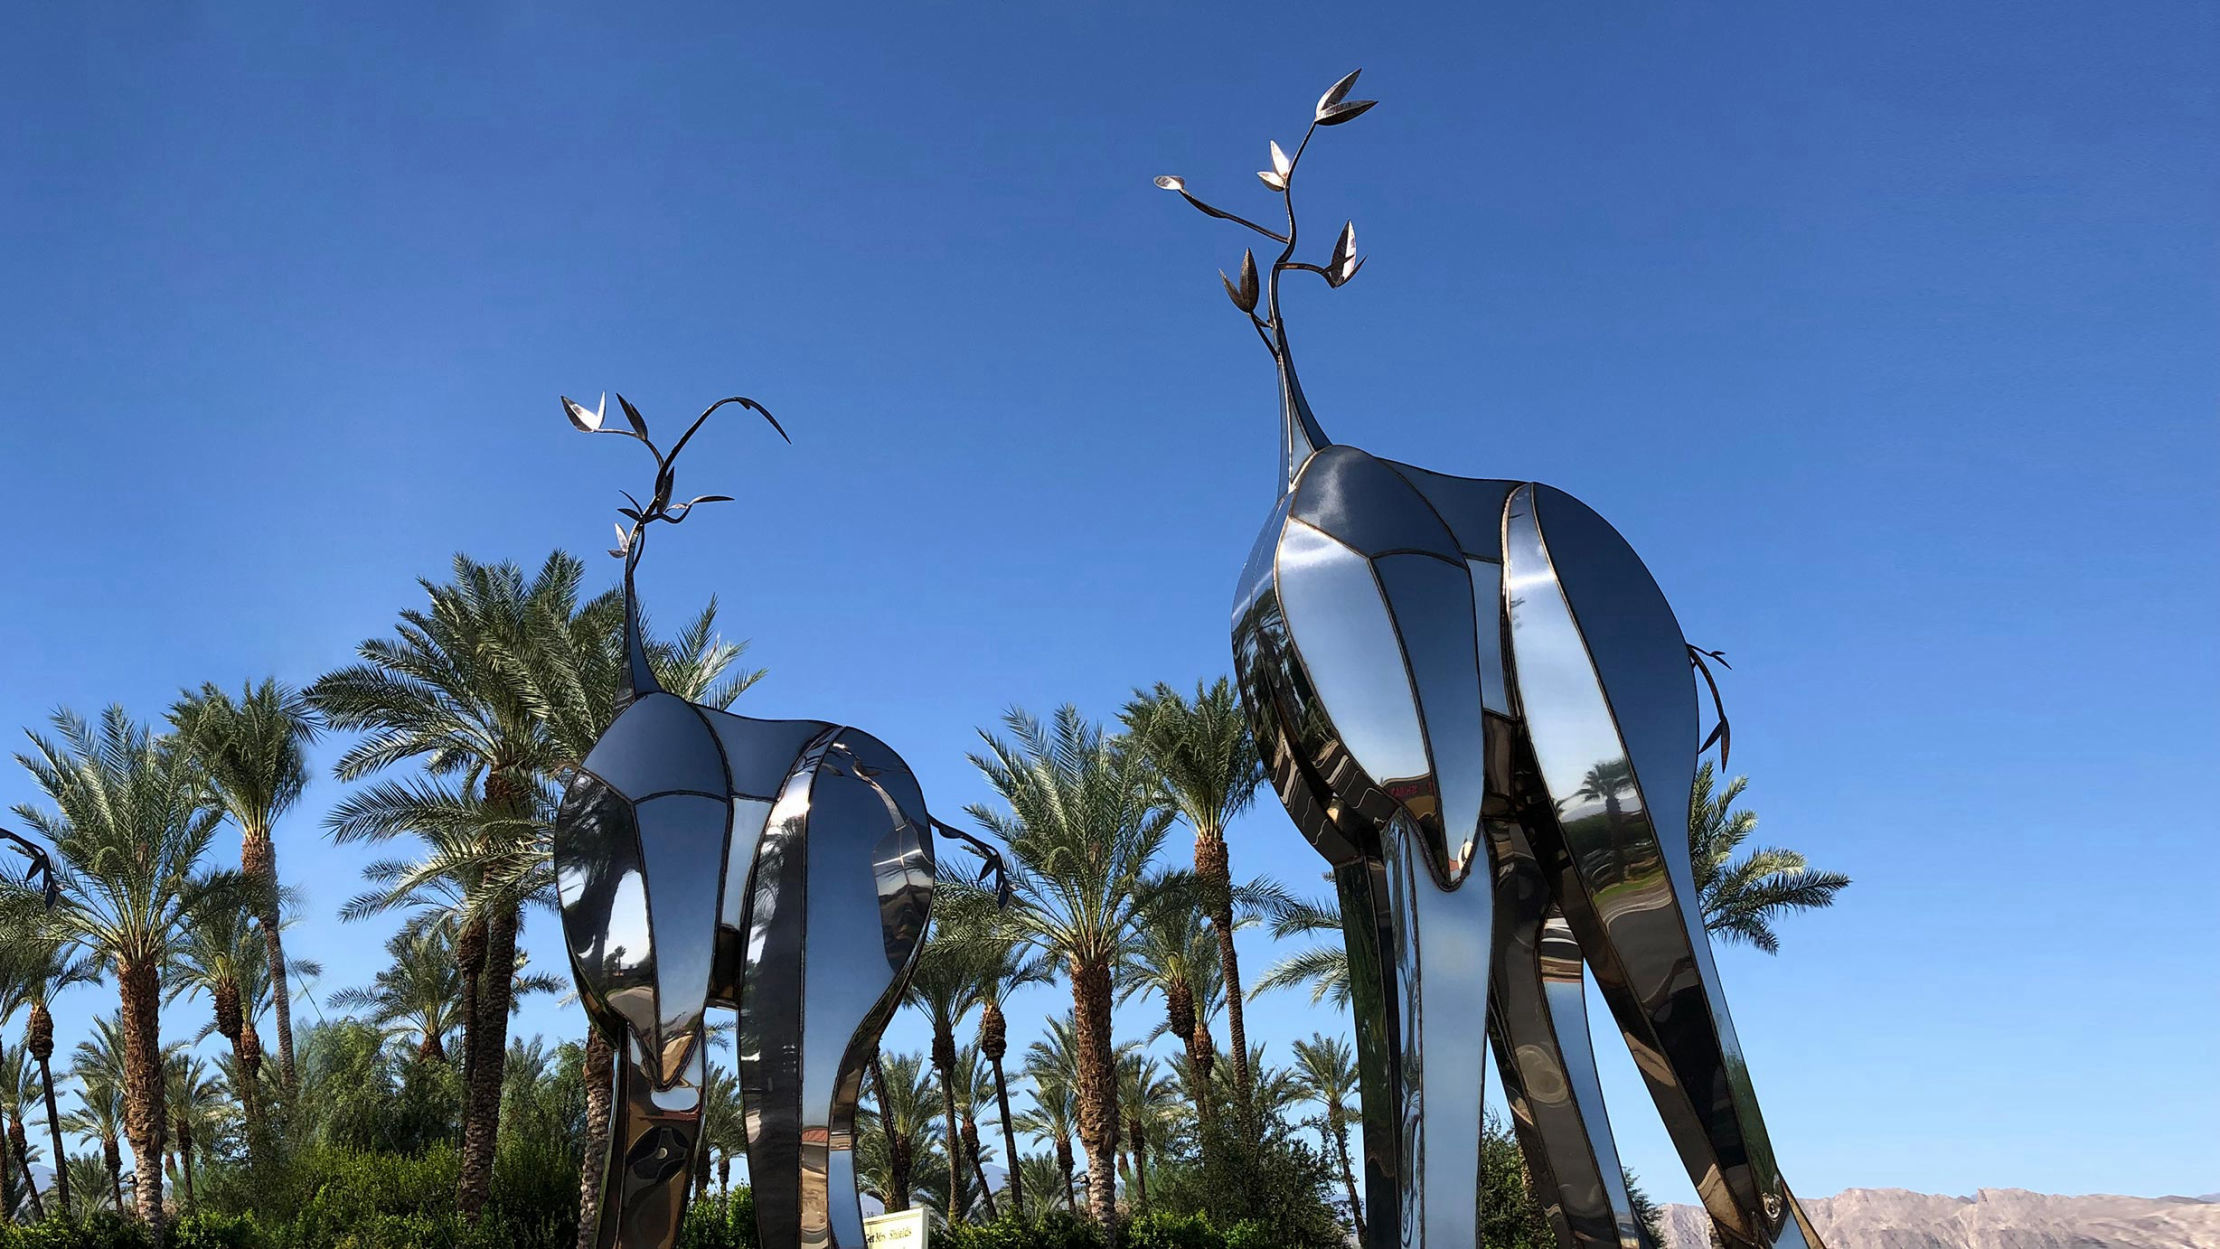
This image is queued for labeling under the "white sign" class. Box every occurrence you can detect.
[863,1207,930,1248]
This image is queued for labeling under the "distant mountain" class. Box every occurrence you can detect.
[1658,1187,2220,1249]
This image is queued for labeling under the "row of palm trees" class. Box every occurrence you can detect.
[0,549,1849,1248]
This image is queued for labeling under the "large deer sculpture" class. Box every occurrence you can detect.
[552,393,1000,1249]
[1160,74,1828,1249]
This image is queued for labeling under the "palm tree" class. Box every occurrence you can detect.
[330,924,465,1062]
[1114,1051,1180,1213]
[0,935,96,1213]
[1124,679,1264,1108]
[902,921,988,1222]
[1290,1032,1363,1245]
[1011,1153,1070,1221]
[950,1045,1002,1220]
[64,1017,128,1212]
[857,1050,944,1216]
[1689,763,1851,953]
[161,1052,227,1212]
[13,706,231,1243]
[61,1153,115,1220]
[948,902,1050,1216]
[165,900,271,1147]
[701,1065,745,1196]
[310,553,578,1218]
[1117,895,1226,1132]
[1017,1020,1083,1212]
[966,706,1183,1225]
[0,1043,46,1220]
[169,679,320,1087]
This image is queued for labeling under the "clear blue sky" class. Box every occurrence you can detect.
[3,0,2213,1205]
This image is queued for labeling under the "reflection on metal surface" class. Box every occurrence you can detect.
[552,393,952,1249]
[1179,75,1830,1249]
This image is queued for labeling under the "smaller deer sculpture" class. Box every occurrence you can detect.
[552,394,1000,1249]
[1160,73,1827,1249]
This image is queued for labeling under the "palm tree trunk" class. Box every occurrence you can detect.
[103,1133,122,1211]
[177,1128,196,1211]
[456,916,485,1099]
[1332,1110,1363,1246]
[236,1022,265,1160]
[1056,1135,1074,1211]
[30,1002,70,1211]
[962,1118,998,1219]
[870,1053,910,1214]
[1196,828,1252,1111]
[1070,959,1118,1225]
[0,1112,13,1223]
[987,1053,1022,1215]
[458,903,519,1219]
[932,1024,963,1223]
[118,956,167,1245]
[243,822,298,1086]
[9,1116,43,1220]
[1126,1113,1148,1212]
[576,1027,614,1249]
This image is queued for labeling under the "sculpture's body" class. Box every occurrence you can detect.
[552,395,949,1249]
[1167,74,1828,1249]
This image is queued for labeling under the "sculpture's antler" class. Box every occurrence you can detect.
[1156,70,1377,493]
[561,392,789,700]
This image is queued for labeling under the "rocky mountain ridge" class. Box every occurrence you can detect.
[1659,1186,2220,1249]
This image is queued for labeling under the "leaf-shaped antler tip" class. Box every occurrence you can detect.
[562,393,607,433]
[1316,69,1363,118]
[1316,98,1378,126]
[1155,175,1186,191]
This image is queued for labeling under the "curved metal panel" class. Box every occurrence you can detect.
[1374,551,1488,884]
[1503,484,1791,1249]
[1291,445,1461,558]
[583,693,732,802]
[1276,519,1430,788]
[557,774,655,1043]
[1385,462,1515,563]
[634,792,732,1079]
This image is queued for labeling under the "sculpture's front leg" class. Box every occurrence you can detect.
[1500,484,1820,1249]
[1335,819,1492,1249]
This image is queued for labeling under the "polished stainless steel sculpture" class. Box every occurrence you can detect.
[552,394,997,1249]
[1161,73,1827,1249]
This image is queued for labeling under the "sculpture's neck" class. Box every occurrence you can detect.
[620,531,661,710]
[1277,343,1331,499]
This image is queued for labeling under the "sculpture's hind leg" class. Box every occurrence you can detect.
[1487,819,1648,1249]
[739,730,935,1249]
[1500,484,1822,1249]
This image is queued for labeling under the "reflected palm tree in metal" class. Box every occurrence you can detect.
[551,394,999,1249]
[1160,72,1828,1249]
